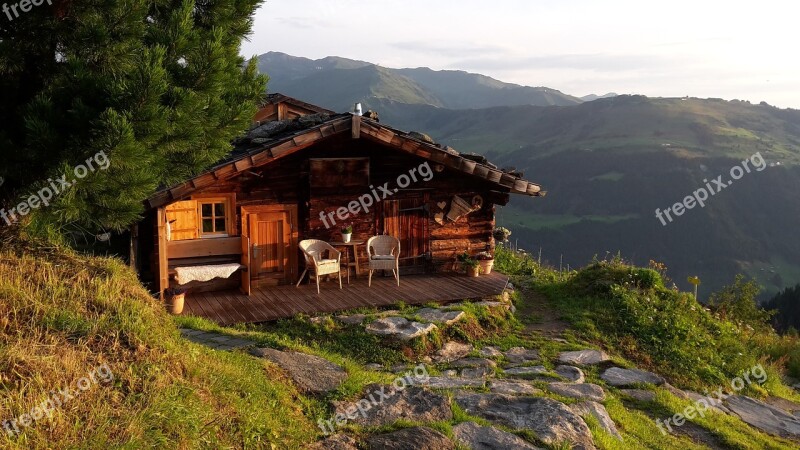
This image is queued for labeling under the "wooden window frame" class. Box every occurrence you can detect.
[193,194,236,239]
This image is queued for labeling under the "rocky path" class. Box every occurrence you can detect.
[180,285,800,449]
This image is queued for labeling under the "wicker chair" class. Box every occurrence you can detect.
[296,239,343,294]
[367,235,400,287]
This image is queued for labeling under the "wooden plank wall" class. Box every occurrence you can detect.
[148,134,502,278]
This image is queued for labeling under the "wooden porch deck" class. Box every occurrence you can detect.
[180,272,509,325]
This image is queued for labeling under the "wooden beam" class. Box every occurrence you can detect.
[351,115,361,139]
[277,102,288,121]
[169,182,194,201]
[167,237,243,259]
[234,157,253,172]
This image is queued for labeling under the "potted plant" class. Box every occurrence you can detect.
[493,226,511,243]
[476,251,494,274]
[457,251,481,277]
[165,287,188,315]
[341,224,353,243]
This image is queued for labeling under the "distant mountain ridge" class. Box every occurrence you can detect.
[256,51,800,299]
[258,51,582,111]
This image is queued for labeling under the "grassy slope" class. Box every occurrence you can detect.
[0,244,315,449]
[496,247,800,449]
[3,233,799,449]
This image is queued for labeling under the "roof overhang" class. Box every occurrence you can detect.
[145,114,544,210]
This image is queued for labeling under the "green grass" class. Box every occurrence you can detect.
[0,244,316,449]
[5,231,800,449]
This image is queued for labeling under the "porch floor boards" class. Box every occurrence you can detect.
[181,272,509,326]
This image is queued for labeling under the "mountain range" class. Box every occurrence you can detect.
[258,52,582,111]
[257,52,800,299]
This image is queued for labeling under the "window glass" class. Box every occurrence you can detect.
[198,200,228,235]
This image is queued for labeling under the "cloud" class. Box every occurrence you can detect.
[274,16,335,29]
[449,53,693,73]
[390,40,510,58]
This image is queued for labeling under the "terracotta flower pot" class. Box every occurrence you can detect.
[479,259,494,275]
[466,266,480,278]
[168,293,185,315]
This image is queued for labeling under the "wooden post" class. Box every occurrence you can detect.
[129,223,138,270]
[157,208,169,301]
[240,235,251,296]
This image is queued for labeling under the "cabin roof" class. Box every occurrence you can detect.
[145,98,545,210]
[260,93,335,116]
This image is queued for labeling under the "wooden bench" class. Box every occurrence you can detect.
[166,236,250,294]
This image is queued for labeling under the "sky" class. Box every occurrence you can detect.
[241,0,800,108]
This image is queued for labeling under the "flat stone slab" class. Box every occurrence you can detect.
[547,382,606,402]
[601,367,665,387]
[504,347,540,363]
[724,395,800,439]
[503,365,550,378]
[620,389,656,402]
[335,385,452,427]
[684,390,730,414]
[571,401,622,440]
[479,346,503,358]
[764,396,800,415]
[250,348,346,395]
[555,365,585,383]
[462,366,494,378]
[416,307,466,325]
[450,357,497,368]
[489,380,543,396]
[308,434,359,450]
[367,426,454,450]
[455,393,596,450]
[453,421,542,450]
[558,350,611,366]
[433,341,473,363]
[336,314,367,325]
[418,377,486,389]
[366,317,437,341]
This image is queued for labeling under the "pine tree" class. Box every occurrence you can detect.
[0,0,267,234]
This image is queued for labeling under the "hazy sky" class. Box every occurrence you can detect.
[241,0,800,108]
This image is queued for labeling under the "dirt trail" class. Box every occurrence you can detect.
[515,288,569,338]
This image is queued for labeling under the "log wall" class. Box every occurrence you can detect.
[145,134,504,280]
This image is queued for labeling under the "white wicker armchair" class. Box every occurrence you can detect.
[367,235,400,287]
[296,239,342,294]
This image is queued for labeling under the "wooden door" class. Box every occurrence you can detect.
[245,206,298,286]
[382,197,429,268]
